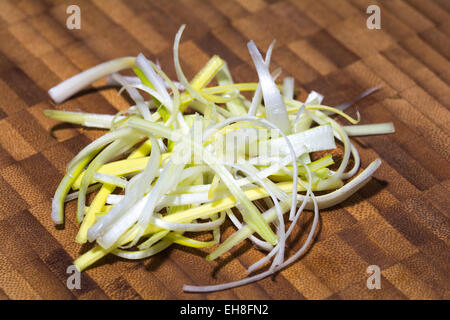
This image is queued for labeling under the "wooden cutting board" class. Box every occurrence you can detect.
[0,0,448,300]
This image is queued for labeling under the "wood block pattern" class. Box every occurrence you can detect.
[0,0,448,300]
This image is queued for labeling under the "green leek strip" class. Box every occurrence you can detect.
[51,152,98,224]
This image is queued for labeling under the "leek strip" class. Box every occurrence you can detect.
[215,64,247,116]
[343,122,395,136]
[248,41,275,116]
[112,72,152,120]
[76,184,115,243]
[48,57,136,104]
[92,173,127,189]
[51,152,97,224]
[43,110,120,129]
[152,211,226,232]
[248,40,291,134]
[168,233,218,248]
[282,77,294,100]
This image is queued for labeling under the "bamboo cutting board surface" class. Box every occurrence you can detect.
[0,0,449,300]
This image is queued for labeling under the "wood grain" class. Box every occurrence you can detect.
[0,0,449,300]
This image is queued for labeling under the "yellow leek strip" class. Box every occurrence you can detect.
[179,55,225,112]
[208,174,221,200]
[129,139,152,158]
[167,233,217,248]
[75,184,115,243]
[71,153,172,190]
[75,138,154,243]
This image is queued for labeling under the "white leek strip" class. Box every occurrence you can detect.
[340,143,360,180]
[152,211,226,232]
[343,122,395,136]
[293,103,305,133]
[118,84,166,110]
[185,194,319,293]
[148,60,181,127]
[43,110,121,129]
[258,124,335,158]
[105,194,123,205]
[282,77,294,100]
[249,155,313,273]
[248,41,275,116]
[48,57,136,104]
[155,60,185,91]
[136,230,169,250]
[309,110,360,181]
[337,86,380,112]
[107,75,141,86]
[305,90,324,105]
[107,191,211,207]
[173,25,208,105]
[136,53,173,111]
[87,136,161,242]
[111,73,152,120]
[308,110,351,185]
[248,40,291,134]
[93,173,127,189]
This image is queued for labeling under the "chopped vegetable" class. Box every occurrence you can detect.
[44,25,394,293]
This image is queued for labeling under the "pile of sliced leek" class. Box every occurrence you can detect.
[45,25,394,292]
